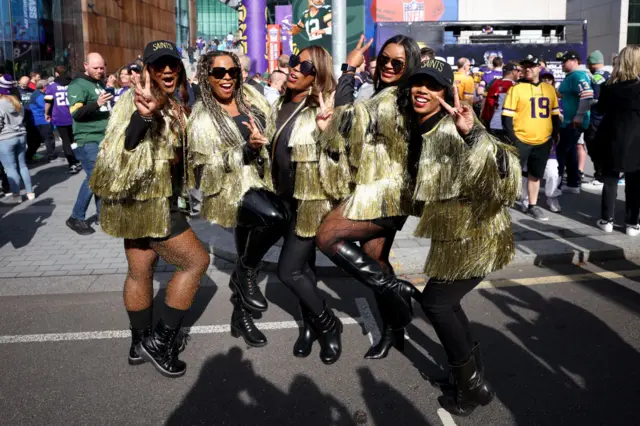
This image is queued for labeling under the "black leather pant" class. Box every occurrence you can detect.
[238,192,325,316]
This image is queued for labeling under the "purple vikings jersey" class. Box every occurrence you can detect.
[481,69,503,87]
[44,82,73,126]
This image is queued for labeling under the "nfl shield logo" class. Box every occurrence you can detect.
[403,0,425,22]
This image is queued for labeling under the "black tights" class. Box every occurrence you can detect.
[236,190,325,315]
[420,277,484,365]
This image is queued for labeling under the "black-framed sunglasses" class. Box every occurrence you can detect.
[150,56,182,71]
[379,55,405,74]
[289,54,316,76]
[208,66,240,79]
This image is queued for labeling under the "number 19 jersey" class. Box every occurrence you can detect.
[44,81,73,127]
[501,81,560,145]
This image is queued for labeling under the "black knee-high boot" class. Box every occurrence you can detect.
[229,227,270,312]
[329,242,418,328]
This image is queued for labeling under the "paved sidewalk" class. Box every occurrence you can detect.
[0,156,637,278]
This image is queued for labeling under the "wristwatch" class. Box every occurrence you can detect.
[341,63,357,73]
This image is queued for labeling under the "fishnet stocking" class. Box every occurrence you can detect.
[124,240,158,311]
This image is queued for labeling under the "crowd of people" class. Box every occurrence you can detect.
[1,33,639,418]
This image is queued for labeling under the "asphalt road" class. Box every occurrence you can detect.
[0,260,639,426]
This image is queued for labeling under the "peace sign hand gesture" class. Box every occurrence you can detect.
[133,70,159,117]
[242,115,268,151]
[316,91,336,132]
[345,34,374,70]
[436,86,475,137]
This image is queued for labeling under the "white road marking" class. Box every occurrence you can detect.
[437,408,458,426]
[0,317,361,344]
[355,297,380,345]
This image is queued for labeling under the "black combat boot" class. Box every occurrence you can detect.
[137,319,187,378]
[230,295,268,347]
[438,351,494,417]
[229,258,268,312]
[128,326,151,366]
[430,342,483,390]
[293,304,316,357]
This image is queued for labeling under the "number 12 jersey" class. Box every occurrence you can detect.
[501,81,560,145]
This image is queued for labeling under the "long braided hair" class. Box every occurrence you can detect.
[196,51,266,138]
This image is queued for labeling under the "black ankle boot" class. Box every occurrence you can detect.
[137,319,187,378]
[229,258,268,312]
[293,304,316,357]
[128,326,151,366]
[430,342,483,390]
[230,295,267,347]
[309,302,342,365]
[438,351,494,417]
[330,242,418,328]
[364,325,405,359]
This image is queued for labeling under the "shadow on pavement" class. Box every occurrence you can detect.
[0,198,54,249]
[478,283,640,425]
[166,346,432,426]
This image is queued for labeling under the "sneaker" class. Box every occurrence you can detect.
[582,179,604,190]
[10,194,22,203]
[527,205,549,221]
[564,186,580,194]
[66,217,95,235]
[597,220,613,233]
[520,198,529,213]
[26,192,35,201]
[626,225,640,237]
[618,178,626,186]
[546,197,562,213]
[67,164,81,175]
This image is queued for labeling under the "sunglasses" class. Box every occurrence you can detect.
[379,55,405,74]
[150,56,182,71]
[208,67,240,79]
[289,54,316,76]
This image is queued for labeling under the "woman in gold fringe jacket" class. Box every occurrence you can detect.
[186,51,285,348]
[402,61,521,417]
[316,35,423,360]
[89,41,210,379]
[223,47,343,364]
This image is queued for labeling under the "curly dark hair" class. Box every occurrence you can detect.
[196,50,266,136]
[373,35,422,94]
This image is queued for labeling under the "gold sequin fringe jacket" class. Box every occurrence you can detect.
[89,90,185,239]
[265,97,333,238]
[187,84,273,228]
[413,116,522,281]
[319,87,410,220]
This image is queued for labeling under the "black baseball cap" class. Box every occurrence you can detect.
[503,62,520,73]
[562,50,581,62]
[520,55,540,66]
[409,59,454,87]
[143,40,181,65]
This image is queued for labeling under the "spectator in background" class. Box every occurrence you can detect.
[420,46,435,63]
[28,72,40,90]
[263,69,287,105]
[583,49,612,189]
[558,50,593,194]
[478,56,503,98]
[226,32,234,50]
[239,55,265,95]
[278,54,290,74]
[481,61,520,141]
[44,65,80,174]
[113,66,131,104]
[356,56,377,101]
[0,74,34,202]
[454,57,474,103]
[593,45,640,237]
[187,44,196,66]
[196,36,205,55]
[30,80,57,162]
[17,76,40,163]
[65,52,112,235]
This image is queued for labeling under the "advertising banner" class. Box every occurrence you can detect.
[267,24,282,73]
[275,5,293,56]
[370,0,458,23]
[291,0,333,54]
[239,0,268,74]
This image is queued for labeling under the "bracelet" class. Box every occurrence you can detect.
[140,114,154,123]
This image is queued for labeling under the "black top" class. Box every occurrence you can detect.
[595,79,640,172]
[335,74,356,108]
[272,100,303,199]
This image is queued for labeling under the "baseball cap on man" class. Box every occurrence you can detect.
[409,59,454,87]
[143,40,181,65]
[0,74,14,95]
[520,55,540,66]
[503,62,520,73]
[562,50,581,62]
